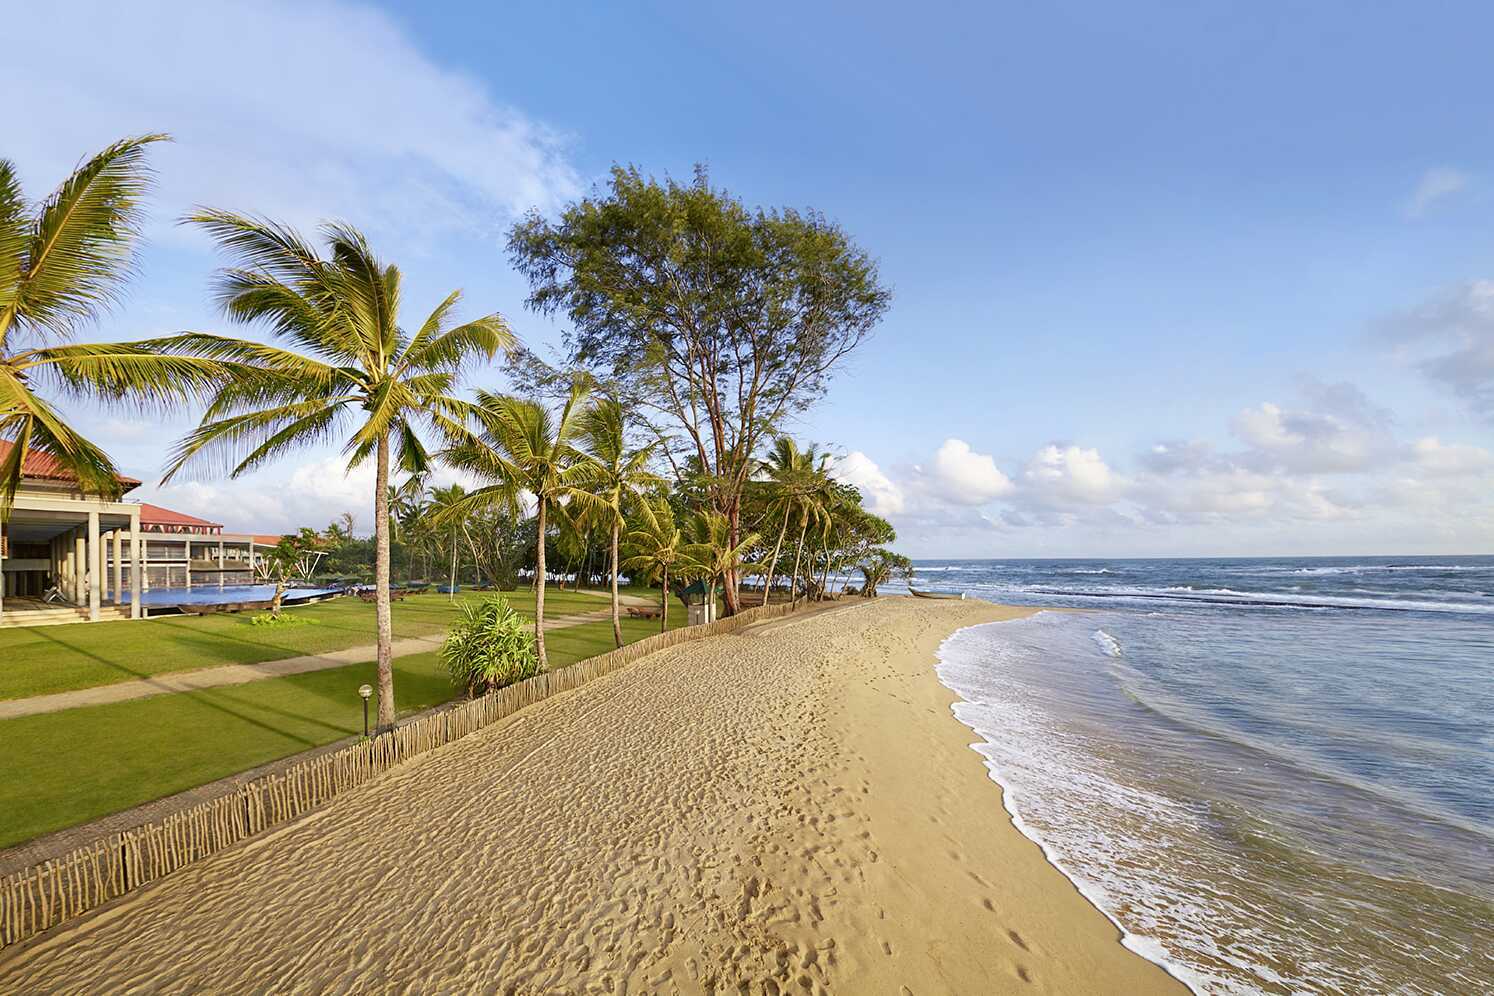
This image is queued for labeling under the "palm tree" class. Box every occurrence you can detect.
[0,134,226,506]
[426,483,470,598]
[779,444,834,602]
[622,498,694,632]
[157,212,514,727]
[580,398,660,646]
[438,380,602,670]
[753,437,817,606]
[683,509,760,622]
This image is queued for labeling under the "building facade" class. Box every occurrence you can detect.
[1,443,279,625]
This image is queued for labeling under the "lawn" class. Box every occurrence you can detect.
[0,614,688,849]
[0,588,640,701]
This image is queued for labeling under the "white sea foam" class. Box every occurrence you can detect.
[1092,628,1123,658]
[930,612,1471,995]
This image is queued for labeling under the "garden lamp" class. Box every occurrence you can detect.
[358,683,373,738]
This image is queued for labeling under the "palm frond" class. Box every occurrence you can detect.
[0,160,27,321]
[161,399,347,482]
[0,371,125,503]
[19,343,231,408]
[399,313,516,375]
[9,134,169,339]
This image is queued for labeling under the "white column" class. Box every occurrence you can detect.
[73,530,85,604]
[218,538,225,587]
[113,529,124,605]
[131,511,143,618]
[1,522,6,621]
[88,510,101,622]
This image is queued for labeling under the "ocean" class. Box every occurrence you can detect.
[896,557,1493,994]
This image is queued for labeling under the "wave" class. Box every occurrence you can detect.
[1233,564,1494,576]
[1023,585,1494,615]
[933,613,1493,994]
[1092,629,1123,658]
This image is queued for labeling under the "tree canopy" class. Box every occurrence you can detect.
[508,165,890,613]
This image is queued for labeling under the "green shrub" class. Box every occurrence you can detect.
[440,597,540,697]
[249,612,314,627]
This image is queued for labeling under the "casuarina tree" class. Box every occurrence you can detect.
[508,166,890,614]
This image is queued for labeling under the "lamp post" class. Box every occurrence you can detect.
[358,683,373,738]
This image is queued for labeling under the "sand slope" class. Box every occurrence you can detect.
[0,598,1183,994]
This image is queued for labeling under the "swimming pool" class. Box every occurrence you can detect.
[138,585,343,607]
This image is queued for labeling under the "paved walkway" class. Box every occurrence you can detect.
[0,599,658,721]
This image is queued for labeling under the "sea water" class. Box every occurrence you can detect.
[899,557,1492,994]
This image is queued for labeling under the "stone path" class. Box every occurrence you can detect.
[0,597,659,720]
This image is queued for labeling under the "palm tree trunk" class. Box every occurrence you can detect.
[789,521,808,602]
[609,520,622,648]
[534,498,548,670]
[761,505,790,606]
[448,534,457,600]
[374,433,395,727]
[660,565,668,633]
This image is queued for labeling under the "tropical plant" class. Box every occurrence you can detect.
[508,166,891,615]
[440,596,539,697]
[155,213,514,726]
[682,509,759,620]
[621,498,696,632]
[438,380,603,670]
[859,548,913,597]
[580,397,661,646]
[255,528,327,617]
[0,134,227,507]
[426,483,472,598]
[753,437,833,605]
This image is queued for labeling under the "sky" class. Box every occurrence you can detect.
[5,0,1493,557]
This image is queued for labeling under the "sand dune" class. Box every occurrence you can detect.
[0,598,1182,994]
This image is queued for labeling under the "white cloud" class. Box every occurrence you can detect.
[850,380,1494,554]
[831,451,905,515]
[1405,167,1469,218]
[1410,437,1493,476]
[920,438,1015,505]
[1020,444,1123,506]
[3,0,580,248]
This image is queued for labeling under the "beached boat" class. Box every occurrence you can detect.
[909,587,965,600]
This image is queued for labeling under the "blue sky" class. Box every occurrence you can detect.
[7,0,1493,555]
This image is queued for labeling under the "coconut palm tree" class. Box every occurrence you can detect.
[426,483,471,598]
[683,509,760,621]
[0,134,228,506]
[580,397,661,646]
[622,498,695,632]
[438,380,602,670]
[156,212,514,727]
[753,437,819,605]
[776,444,834,602]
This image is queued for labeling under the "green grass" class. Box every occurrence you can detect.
[0,588,627,701]
[0,614,687,849]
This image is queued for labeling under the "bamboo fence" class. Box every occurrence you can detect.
[0,598,807,948]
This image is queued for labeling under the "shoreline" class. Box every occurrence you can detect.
[1,597,1182,992]
[931,612,1199,994]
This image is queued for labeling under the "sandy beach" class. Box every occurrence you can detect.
[0,597,1183,994]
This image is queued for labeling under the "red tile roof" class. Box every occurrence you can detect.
[0,440,141,489]
[138,503,223,529]
[251,534,286,546]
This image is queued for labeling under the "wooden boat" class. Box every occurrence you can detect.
[909,587,965,600]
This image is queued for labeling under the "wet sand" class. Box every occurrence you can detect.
[0,597,1183,994]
